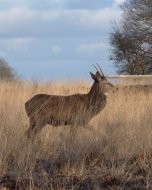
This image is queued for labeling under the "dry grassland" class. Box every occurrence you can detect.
[0,81,152,189]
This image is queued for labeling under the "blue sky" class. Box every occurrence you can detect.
[0,0,125,80]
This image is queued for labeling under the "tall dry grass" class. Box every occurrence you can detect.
[0,81,152,189]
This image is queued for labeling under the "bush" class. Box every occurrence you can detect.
[0,58,18,81]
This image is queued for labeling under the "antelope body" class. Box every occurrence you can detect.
[25,65,116,138]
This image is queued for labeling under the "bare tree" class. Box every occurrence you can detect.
[0,58,18,81]
[110,0,152,75]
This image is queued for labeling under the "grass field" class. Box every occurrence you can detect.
[0,81,152,189]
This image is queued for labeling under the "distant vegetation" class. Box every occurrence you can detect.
[110,0,152,75]
[0,58,18,81]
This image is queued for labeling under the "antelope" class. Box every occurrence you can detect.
[25,64,117,138]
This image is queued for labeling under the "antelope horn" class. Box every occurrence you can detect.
[93,63,105,77]
[96,63,105,77]
[93,64,100,74]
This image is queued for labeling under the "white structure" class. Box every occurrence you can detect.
[107,75,152,85]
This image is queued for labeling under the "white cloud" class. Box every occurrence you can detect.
[51,45,62,54]
[114,0,125,4]
[0,7,35,32]
[0,7,122,38]
[0,0,114,10]
[77,8,121,28]
[0,37,32,53]
[76,42,109,53]
[0,0,56,9]
[0,1,123,79]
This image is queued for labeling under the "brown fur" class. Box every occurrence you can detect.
[25,70,116,138]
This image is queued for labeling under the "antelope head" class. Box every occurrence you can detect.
[90,63,117,94]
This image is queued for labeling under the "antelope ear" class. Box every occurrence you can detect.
[90,72,98,82]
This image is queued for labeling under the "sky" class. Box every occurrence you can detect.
[0,0,125,80]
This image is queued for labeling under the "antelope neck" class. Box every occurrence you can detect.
[88,81,105,99]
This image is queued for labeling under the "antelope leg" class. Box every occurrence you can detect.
[25,118,46,139]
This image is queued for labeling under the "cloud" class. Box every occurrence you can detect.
[51,45,62,54]
[0,0,56,9]
[0,1,123,79]
[0,7,122,38]
[76,42,109,54]
[76,8,121,29]
[0,0,114,10]
[114,0,125,4]
[0,37,33,62]
[60,0,114,10]
[0,5,122,64]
